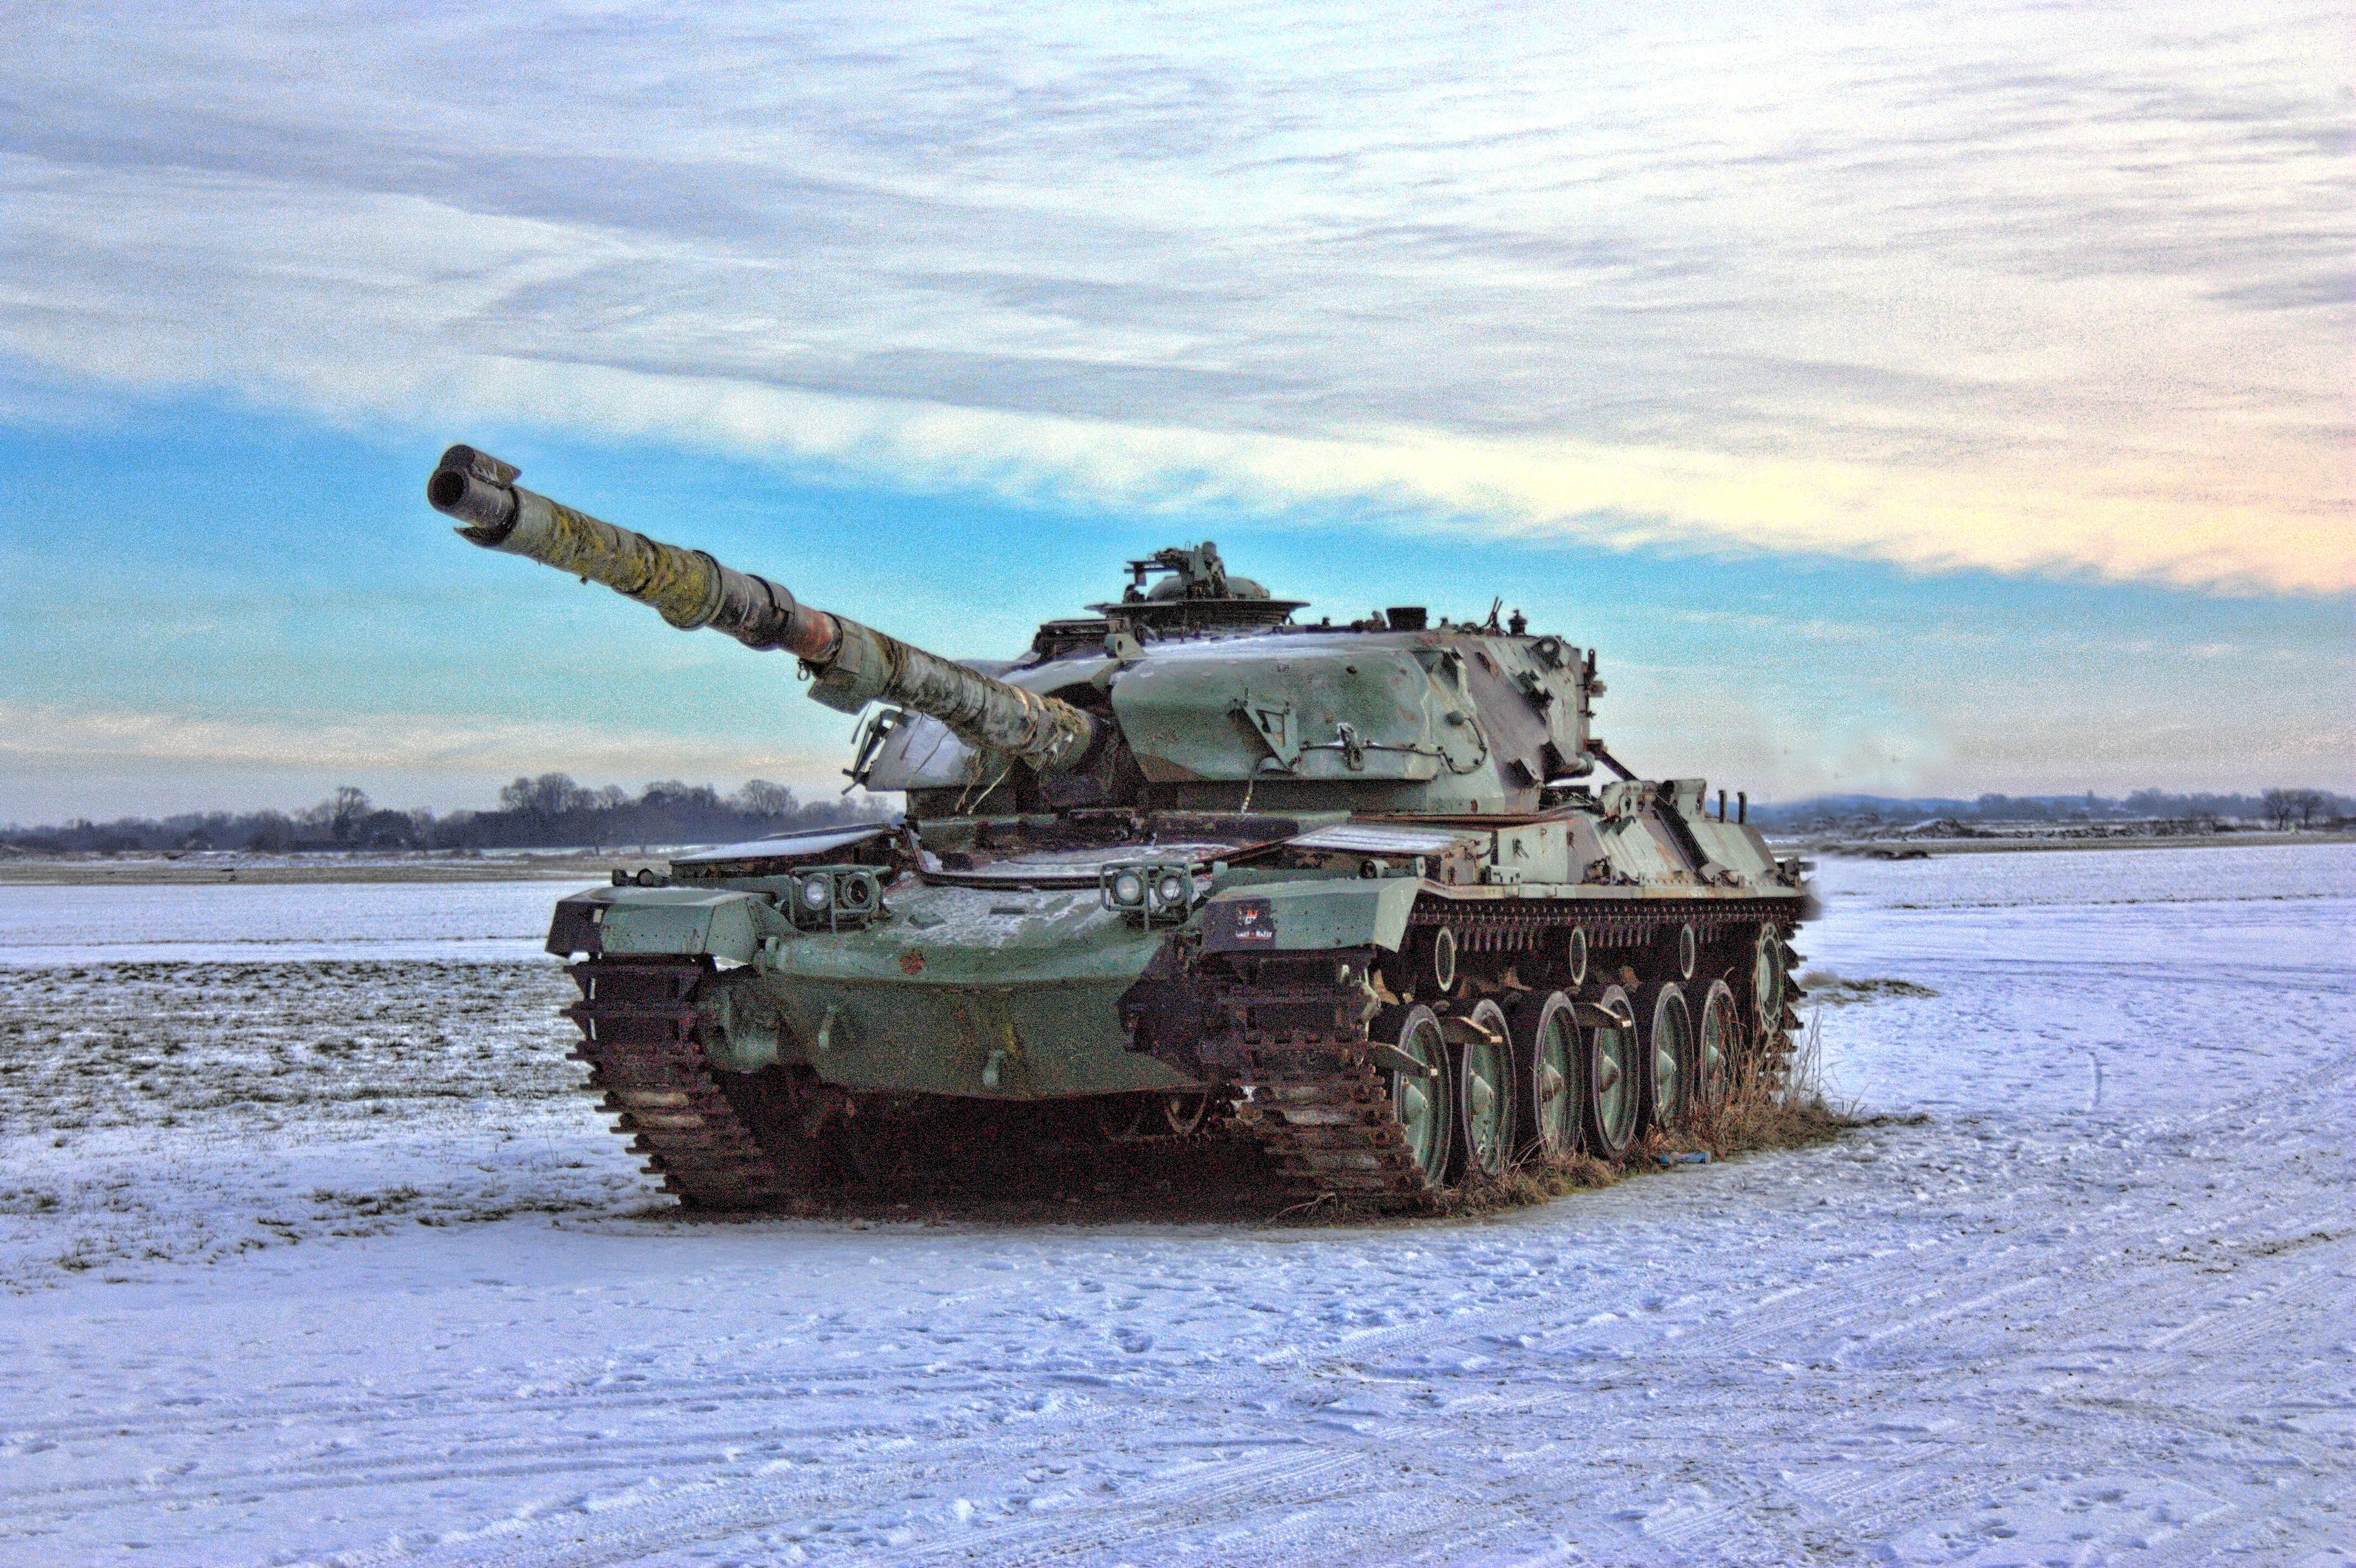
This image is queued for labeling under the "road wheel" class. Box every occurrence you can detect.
[1695,980,1739,1111]
[1751,925,1787,1035]
[1583,984,1640,1157]
[1644,983,1694,1130]
[1509,990,1579,1160]
[1421,927,1461,998]
[1451,999,1513,1181]
[1386,1004,1454,1187]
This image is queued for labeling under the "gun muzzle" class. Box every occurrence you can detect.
[429,445,834,657]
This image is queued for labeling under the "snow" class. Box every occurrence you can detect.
[0,882,557,966]
[3,845,2352,1566]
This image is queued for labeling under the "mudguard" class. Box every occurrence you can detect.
[545,886,788,960]
[1200,876,1421,955]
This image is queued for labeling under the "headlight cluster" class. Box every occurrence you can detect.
[788,866,883,929]
[1101,860,1198,923]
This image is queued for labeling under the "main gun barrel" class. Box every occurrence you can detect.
[429,446,1096,775]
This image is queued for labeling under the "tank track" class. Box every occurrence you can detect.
[565,957,816,1209]
[1243,1035,1431,1198]
[1225,897,1804,1205]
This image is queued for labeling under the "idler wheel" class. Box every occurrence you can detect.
[1644,983,1695,1132]
[1508,990,1580,1161]
[1751,926,1788,1034]
[1384,1004,1455,1186]
[1582,984,1640,1157]
[1695,979,1740,1111]
[1449,999,1514,1181]
[1161,1092,1212,1137]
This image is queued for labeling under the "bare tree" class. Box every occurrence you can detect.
[731,779,799,817]
[2262,788,2333,831]
[500,773,589,817]
[328,786,371,844]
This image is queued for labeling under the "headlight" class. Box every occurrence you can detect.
[800,876,833,911]
[1155,872,1190,909]
[1112,871,1145,906]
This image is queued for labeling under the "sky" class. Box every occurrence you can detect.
[1,1,2348,822]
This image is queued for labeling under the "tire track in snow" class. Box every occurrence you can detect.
[232,1371,1588,1566]
[2131,1472,2356,1567]
[889,1449,1362,1566]
[0,1366,1013,1449]
[1322,1259,2344,1549]
[0,1416,885,1519]
[23,1176,2341,1563]
[59,1197,2308,1550]
[319,1442,1389,1568]
[1317,1033,2352,1386]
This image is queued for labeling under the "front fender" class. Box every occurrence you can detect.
[545,886,789,961]
[1200,876,1420,955]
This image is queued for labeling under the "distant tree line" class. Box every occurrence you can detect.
[0,774,890,855]
[1748,788,2353,832]
[5,779,2348,855]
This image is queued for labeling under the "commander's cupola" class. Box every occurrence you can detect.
[1088,542,1304,634]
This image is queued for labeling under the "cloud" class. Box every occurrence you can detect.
[0,1,2348,591]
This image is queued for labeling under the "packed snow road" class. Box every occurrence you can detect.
[1,845,2349,1566]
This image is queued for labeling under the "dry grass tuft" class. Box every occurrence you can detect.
[1796,969,1940,1006]
[1391,1007,1862,1223]
[1414,1151,1622,1219]
[1678,1006,1861,1157]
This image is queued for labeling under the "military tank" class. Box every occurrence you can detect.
[429,445,1809,1206]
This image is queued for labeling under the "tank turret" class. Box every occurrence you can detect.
[428,445,1095,775]
[431,444,1611,817]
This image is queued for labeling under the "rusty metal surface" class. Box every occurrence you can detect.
[809,620,1096,772]
[429,446,1097,774]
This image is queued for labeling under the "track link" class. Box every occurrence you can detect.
[566,957,814,1209]
[1243,1037,1434,1199]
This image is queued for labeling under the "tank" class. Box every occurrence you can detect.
[429,445,1811,1206]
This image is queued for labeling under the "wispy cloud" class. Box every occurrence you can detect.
[1,2,2346,591]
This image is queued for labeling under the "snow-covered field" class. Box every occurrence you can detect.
[2,847,2350,1566]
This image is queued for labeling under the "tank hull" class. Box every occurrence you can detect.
[551,802,1809,1208]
